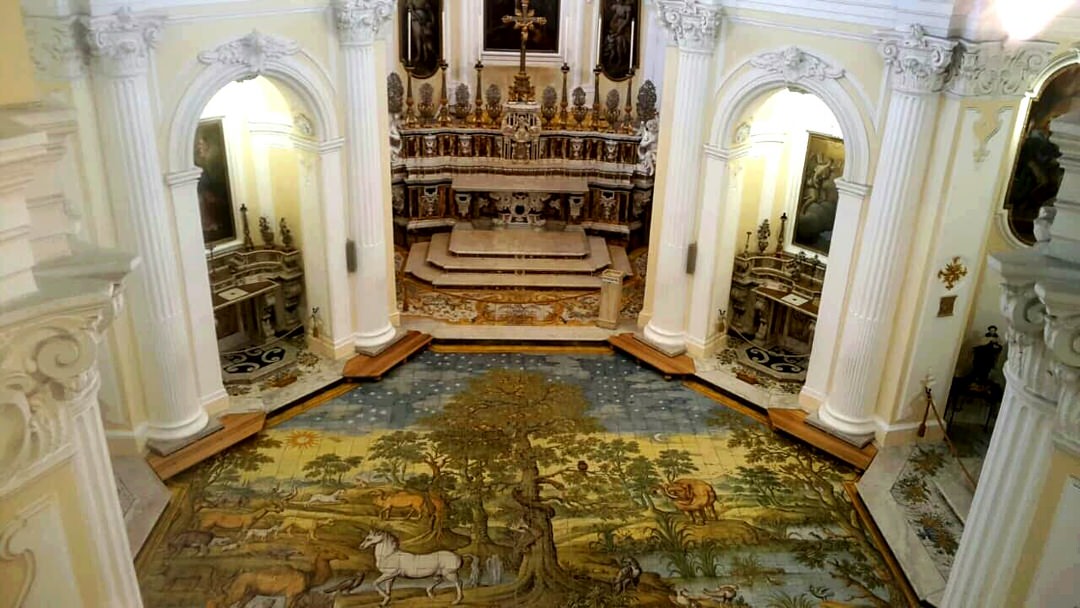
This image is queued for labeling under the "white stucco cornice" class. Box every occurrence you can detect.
[946,39,1060,98]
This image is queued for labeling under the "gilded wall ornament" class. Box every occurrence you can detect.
[937,256,968,290]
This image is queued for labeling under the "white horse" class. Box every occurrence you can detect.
[360,529,464,606]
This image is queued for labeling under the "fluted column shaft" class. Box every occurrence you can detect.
[336,0,397,351]
[818,27,955,435]
[645,0,722,353]
[83,9,207,441]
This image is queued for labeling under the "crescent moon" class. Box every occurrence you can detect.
[652,433,668,443]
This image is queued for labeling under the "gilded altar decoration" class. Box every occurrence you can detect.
[599,0,640,80]
[793,133,844,256]
[194,119,237,246]
[399,0,443,79]
[937,256,968,290]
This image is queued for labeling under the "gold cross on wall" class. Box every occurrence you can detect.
[502,0,547,75]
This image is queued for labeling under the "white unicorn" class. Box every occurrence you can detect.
[360,529,464,606]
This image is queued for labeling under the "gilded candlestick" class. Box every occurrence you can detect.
[558,62,570,128]
[622,69,636,134]
[474,60,486,127]
[590,64,607,131]
[404,65,418,128]
[437,60,451,126]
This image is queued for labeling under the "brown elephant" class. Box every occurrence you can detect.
[656,478,718,525]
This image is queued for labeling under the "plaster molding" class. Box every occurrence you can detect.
[80,7,165,79]
[947,39,1057,98]
[334,0,394,47]
[972,105,1007,164]
[23,16,87,81]
[1051,363,1080,457]
[749,46,844,83]
[196,30,300,77]
[877,24,956,95]
[655,0,723,53]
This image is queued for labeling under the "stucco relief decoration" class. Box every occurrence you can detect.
[750,47,844,83]
[878,24,956,94]
[1051,363,1080,456]
[947,41,1056,98]
[0,313,110,495]
[24,16,86,80]
[197,31,300,77]
[80,7,164,78]
[334,0,395,46]
[655,0,722,51]
[937,256,968,290]
[0,511,37,606]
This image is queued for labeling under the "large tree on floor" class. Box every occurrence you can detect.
[420,368,602,604]
[708,407,902,607]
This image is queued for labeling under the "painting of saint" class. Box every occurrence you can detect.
[599,0,638,80]
[400,0,442,79]
[792,133,844,256]
[1004,64,1080,244]
[194,119,237,246]
[483,0,560,54]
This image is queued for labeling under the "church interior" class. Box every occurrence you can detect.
[2,1,1079,607]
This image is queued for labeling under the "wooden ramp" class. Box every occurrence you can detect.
[343,331,432,380]
[608,333,695,378]
[148,412,265,480]
[769,408,877,470]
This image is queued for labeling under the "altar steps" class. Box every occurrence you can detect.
[427,232,612,273]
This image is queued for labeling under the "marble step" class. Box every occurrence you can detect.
[932,456,981,524]
[448,223,590,257]
[426,232,612,273]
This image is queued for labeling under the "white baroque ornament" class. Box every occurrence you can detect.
[334,0,394,46]
[24,16,86,80]
[947,40,1056,98]
[80,6,164,78]
[655,0,722,52]
[197,30,300,76]
[877,24,956,95]
[1052,364,1080,457]
[750,47,844,83]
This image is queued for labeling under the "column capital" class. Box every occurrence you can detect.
[655,0,723,53]
[1000,280,1046,348]
[24,16,87,80]
[1037,280,1080,368]
[877,24,956,95]
[833,178,871,199]
[945,39,1057,98]
[1051,362,1080,457]
[81,7,164,78]
[334,0,394,47]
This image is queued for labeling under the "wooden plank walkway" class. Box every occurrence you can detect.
[769,408,877,470]
[607,333,696,378]
[342,331,432,380]
[147,412,265,480]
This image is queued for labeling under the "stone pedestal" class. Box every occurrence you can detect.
[598,269,625,329]
[818,26,955,437]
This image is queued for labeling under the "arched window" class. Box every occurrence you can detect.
[1004,63,1080,245]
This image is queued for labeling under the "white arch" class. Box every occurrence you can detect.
[166,47,341,173]
[708,50,874,184]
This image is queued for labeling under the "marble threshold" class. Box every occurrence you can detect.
[400,316,636,341]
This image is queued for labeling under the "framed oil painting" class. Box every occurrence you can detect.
[483,0,560,54]
[1003,63,1080,245]
[194,118,237,247]
[400,0,443,79]
[792,133,844,256]
[599,0,639,81]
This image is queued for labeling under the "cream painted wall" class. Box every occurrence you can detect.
[0,0,37,105]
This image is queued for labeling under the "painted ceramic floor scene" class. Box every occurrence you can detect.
[136,350,910,608]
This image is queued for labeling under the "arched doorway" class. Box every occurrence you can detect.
[165,41,351,413]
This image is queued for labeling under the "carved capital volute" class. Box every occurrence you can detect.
[1051,363,1080,457]
[655,0,723,53]
[1036,280,1080,368]
[1001,281,1046,340]
[877,24,956,95]
[334,0,394,47]
[946,39,1056,98]
[80,7,164,79]
[24,16,88,80]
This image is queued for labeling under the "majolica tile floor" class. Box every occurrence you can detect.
[137,351,911,608]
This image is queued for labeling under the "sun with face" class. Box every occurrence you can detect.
[285,430,321,449]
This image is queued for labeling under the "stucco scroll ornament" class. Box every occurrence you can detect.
[80,6,165,79]
[0,315,105,496]
[947,40,1056,98]
[23,16,86,80]
[877,24,956,95]
[1050,363,1080,457]
[655,0,723,52]
[750,47,844,83]
[197,30,300,77]
[334,0,394,46]
[0,510,37,608]
[1000,282,1045,352]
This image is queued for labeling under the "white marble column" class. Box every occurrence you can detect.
[335,0,399,354]
[817,26,956,436]
[942,111,1080,608]
[82,8,208,441]
[643,0,722,354]
[800,180,870,407]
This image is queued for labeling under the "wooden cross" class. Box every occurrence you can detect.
[502,0,547,75]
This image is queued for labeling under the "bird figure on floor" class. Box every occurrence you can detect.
[669,588,702,607]
[611,556,642,593]
[702,584,740,604]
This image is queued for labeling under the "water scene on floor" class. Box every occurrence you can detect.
[137,351,906,608]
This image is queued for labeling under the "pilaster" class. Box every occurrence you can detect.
[643,0,722,354]
[83,7,208,441]
[334,0,399,353]
[817,25,955,436]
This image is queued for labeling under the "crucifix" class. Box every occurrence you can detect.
[503,0,546,102]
